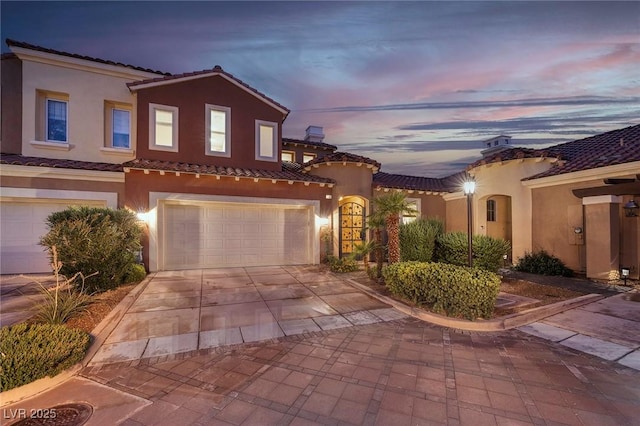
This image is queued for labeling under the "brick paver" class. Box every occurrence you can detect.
[81,317,640,425]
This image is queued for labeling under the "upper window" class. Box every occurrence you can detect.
[487,199,497,222]
[149,103,179,152]
[303,153,317,163]
[205,104,231,157]
[282,150,295,162]
[104,101,132,150]
[46,98,68,142]
[255,120,278,162]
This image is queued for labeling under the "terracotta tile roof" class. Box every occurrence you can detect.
[524,124,640,180]
[302,152,381,172]
[6,39,170,76]
[127,66,290,115]
[282,138,337,152]
[468,147,564,170]
[122,158,334,184]
[0,154,123,172]
[373,172,455,193]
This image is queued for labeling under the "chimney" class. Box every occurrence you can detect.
[304,126,325,143]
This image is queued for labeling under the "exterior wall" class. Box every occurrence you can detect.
[445,197,468,233]
[19,60,144,163]
[469,159,553,262]
[620,195,640,279]
[0,175,125,203]
[134,76,285,171]
[483,195,512,244]
[1,55,23,154]
[584,198,621,280]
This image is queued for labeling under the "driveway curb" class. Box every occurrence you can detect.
[346,278,604,331]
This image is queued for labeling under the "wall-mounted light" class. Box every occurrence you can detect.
[136,211,149,223]
[623,200,639,217]
[573,227,583,234]
[316,216,330,227]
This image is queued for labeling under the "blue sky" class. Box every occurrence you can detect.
[2,1,638,177]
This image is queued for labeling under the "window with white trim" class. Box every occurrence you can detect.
[104,101,132,149]
[205,104,231,157]
[46,98,68,142]
[402,198,421,224]
[149,103,179,152]
[255,120,278,162]
[303,152,317,163]
[281,150,295,162]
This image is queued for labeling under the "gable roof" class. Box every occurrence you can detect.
[524,124,640,180]
[127,65,290,117]
[282,138,337,152]
[6,39,170,76]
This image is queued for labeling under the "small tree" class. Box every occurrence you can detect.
[373,192,417,264]
[367,211,386,279]
[352,240,377,276]
[40,207,142,293]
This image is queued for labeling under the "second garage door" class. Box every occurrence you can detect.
[163,201,313,270]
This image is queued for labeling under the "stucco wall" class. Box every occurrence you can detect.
[0,175,125,203]
[19,60,141,163]
[134,75,285,171]
[446,197,468,233]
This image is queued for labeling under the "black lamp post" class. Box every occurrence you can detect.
[463,180,476,267]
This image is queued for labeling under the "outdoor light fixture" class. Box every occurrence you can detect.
[623,199,639,217]
[463,179,476,267]
[621,267,630,285]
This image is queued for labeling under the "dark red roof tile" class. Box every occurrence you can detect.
[302,151,381,171]
[468,147,564,170]
[373,171,460,193]
[6,39,170,76]
[0,154,123,172]
[122,158,334,184]
[282,138,337,152]
[525,124,640,180]
[127,66,289,114]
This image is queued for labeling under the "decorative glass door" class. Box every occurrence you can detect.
[339,201,366,257]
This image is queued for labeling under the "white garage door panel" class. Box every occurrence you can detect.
[1,200,103,274]
[163,202,312,269]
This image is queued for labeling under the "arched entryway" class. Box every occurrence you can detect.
[339,196,367,257]
[482,194,513,259]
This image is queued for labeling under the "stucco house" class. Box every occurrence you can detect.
[1,40,638,282]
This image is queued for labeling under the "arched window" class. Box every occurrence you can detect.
[487,199,497,222]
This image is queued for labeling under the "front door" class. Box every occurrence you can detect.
[339,200,366,257]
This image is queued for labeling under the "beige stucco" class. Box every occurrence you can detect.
[16,55,159,163]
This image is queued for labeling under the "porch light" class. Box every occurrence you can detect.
[623,199,639,217]
[317,216,330,226]
[136,211,149,223]
[463,179,475,267]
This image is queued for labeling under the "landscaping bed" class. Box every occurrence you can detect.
[64,283,138,334]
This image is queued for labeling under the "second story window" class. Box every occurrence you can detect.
[303,152,317,163]
[487,199,497,222]
[282,151,295,162]
[46,98,68,142]
[149,103,179,152]
[255,120,278,162]
[206,104,231,157]
[112,109,130,148]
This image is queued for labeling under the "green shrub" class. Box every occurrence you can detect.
[124,263,147,283]
[436,232,511,272]
[327,255,359,273]
[399,218,443,262]
[0,323,90,391]
[40,207,142,293]
[383,261,501,319]
[515,250,573,276]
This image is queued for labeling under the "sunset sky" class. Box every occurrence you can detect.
[2,1,638,177]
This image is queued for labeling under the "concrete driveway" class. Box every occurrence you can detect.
[89,265,407,365]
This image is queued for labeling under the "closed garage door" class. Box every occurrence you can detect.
[0,200,102,274]
[163,202,313,269]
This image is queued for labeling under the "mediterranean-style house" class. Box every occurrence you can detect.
[1,40,638,281]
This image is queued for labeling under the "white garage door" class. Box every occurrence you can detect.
[163,202,313,269]
[0,200,100,275]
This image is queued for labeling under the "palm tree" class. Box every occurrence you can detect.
[373,192,417,264]
[352,240,377,276]
[367,211,386,279]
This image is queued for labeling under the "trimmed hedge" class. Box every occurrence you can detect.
[327,255,359,273]
[40,207,142,293]
[399,218,443,262]
[437,232,511,272]
[124,263,147,284]
[383,261,501,319]
[515,250,573,277]
[0,323,90,392]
